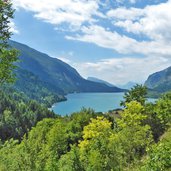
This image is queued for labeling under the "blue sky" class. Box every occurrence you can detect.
[11,0,171,85]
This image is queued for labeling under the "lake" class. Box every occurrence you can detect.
[52,92,157,116]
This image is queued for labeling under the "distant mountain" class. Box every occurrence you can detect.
[10,40,124,95]
[87,77,116,87]
[145,66,171,95]
[117,81,137,90]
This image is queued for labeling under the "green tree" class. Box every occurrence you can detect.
[154,92,171,131]
[120,84,147,107]
[0,0,18,84]
[0,139,20,171]
[144,102,163,141]
[141,128,171,171]
[58,145,82,171]
[78,116,113,170]
[108,101,153,169]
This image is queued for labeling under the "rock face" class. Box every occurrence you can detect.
[10,40,125,94]
[145,66,171,93]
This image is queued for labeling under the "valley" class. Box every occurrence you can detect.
[0,0,171,170]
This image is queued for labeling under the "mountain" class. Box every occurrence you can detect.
[10,40,124,95]
[87,77,116,87]
[118,81,137,90]
[13,68,66,106]
[145,66,171,95]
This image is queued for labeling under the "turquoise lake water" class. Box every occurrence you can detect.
[52,92,157,116]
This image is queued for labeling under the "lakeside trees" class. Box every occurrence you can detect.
[120,84,147,107]
[0,89,57,141]
[0,87,171,170]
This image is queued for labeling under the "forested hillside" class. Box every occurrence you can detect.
[145,66,171,97]
[10,40,125,94]
[0,88,57,141]
[14,68,66,107]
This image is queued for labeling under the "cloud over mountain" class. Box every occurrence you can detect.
[11,0,171,84]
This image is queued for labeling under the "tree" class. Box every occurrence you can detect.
[58,145,82,171]
[154,92,171,132]
[120,84,147,107]
[141,128,171,170]
[78,116,112,170]
[108,101,153,169]
[0,0,18,84]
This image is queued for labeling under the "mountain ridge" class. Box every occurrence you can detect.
[10,40,125,96]
[145,66,171,96]
[87,77,116,87]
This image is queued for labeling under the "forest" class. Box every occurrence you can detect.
[0,86,171,170]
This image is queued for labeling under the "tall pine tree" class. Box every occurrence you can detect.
[0,0,18,84]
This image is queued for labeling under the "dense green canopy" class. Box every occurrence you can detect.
[0,87,171,170]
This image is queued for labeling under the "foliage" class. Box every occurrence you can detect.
[143,141,171,170]
[144,102,163,141]
[0,88,56,141]
[120,84,147,107]
[109,101,152,169]
[78,116,112,170]
[144,92,171,141]
[155,92,171,130]
[13,68,66,107]
[0,0,18,84]
[0,139,20,171]
[58,145,82,171]
[139,128,171,171]
[65,108,102,145]
[0,87,171,170]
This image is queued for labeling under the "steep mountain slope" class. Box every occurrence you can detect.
[10,40,124,93]
[87,77,116,87]
[145,66,171,94]
[13,68,66,106]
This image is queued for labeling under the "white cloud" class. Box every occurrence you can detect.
[107,7,144,20]
[66,25,171,56]
[64,0,171,56]
[58,57,72,64]
[9,21,19,34]
[108,0,171,42]
[72,56,171,84]
[11,0,171,84]
[56,51,74,63]
[66,25,137,53]
[12,0,171,54]
[12,0,103,30]
[116,0,137,4]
